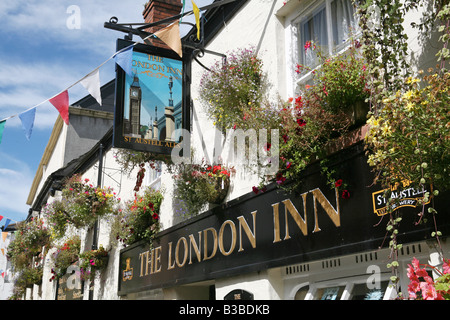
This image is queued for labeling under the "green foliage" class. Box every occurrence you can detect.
[110,187,163,247]
[42,175,120,239]
[199,47,271,131]
[7,218,51,272]
[170,161,232,218]
[50,235,81,280]
[79,245,109,281]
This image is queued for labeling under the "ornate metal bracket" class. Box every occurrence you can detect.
[104,0,234,70]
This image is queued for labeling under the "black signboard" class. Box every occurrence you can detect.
[118,142,450,296]
[113,38,191,155]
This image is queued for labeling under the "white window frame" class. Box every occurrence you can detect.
[284,0,360,96]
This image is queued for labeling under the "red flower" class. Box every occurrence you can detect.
[335,179,343,188]
[342,190,350,199]
[296,118,307,127]
[152,213,159,220]
[276,173,286,185]
[282,134,289,143]
[294,96,303,108]
[264,143,271,151]
[252,186,259,194]
[286,162,291,169]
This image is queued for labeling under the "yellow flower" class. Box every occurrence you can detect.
[381,124,392,136]
[406,102,414,112]
[402,90,414,100]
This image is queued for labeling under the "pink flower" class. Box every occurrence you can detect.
[304,41,312,51]
[443,259,450,274]
[420,282,443,300]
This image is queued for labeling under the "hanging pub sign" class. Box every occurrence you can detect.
[113,38,191,155]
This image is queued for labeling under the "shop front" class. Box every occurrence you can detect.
[117,142,450,300]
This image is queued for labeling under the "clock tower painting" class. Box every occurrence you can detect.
[129,74,142,137]
[113,38,189,155]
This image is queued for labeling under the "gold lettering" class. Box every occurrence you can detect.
[167,242,176,270]
[283,195,308,239]
[154,246,162,273]
[189,232,202,264]
[175,237,188,267]
[311,188,340,233]
[203,227,218,261]
[272,203,281,243]
[237,211,257,252]
[219,220,237,256]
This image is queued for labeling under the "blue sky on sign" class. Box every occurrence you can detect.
[0,0,212,223]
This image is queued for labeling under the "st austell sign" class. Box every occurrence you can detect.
[117,142,450,295]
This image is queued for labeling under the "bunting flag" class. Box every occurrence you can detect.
[49,90,69,125]
[0,120,5,145]
[19,107,36,141]
[2,232,7,242]
[0,249,3,256]
[3,219,11,230]
[154,21,183,58]
[80,68,102,106]
[192,0,201,40]
[0,215,3,222]
[114,45,134,77]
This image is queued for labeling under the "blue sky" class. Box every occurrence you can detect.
[0,0,210,224]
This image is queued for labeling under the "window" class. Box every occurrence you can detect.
[297,0,359,69]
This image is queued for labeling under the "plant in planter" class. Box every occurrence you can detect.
[199,47,271,131]
[7,217,51,272]
[49,235,81,281]
[16,266,44,288]
[110,187,163,247]
[260,41,369,192]
[79,245,109,281]
[43,175,120,239]
[170,161,233,218]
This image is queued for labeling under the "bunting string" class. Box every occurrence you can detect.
[0,1,206,143]
[0,30,161,142]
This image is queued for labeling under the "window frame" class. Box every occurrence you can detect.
[287,0,360,94]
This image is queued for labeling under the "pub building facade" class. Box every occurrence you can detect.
[23,0,449,300]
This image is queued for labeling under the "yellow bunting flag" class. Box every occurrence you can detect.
[192,0,201,40]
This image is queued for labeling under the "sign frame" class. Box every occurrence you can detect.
[113,38,191,155]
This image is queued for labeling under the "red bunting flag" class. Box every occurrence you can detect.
[49,90,69,125]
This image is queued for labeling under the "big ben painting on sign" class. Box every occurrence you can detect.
[113,38,191,156]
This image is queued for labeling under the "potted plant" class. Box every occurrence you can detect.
[170,161,233,218]
[79,245,109,281]
[199,47,271,132]
[43,175,119,239]
[49,235,81,281]
[7,218,51,272]
[110,187,163,247]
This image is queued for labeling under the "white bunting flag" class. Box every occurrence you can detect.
[80,68,102,106]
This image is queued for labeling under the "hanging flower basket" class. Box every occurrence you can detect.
[207,176,230,204]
